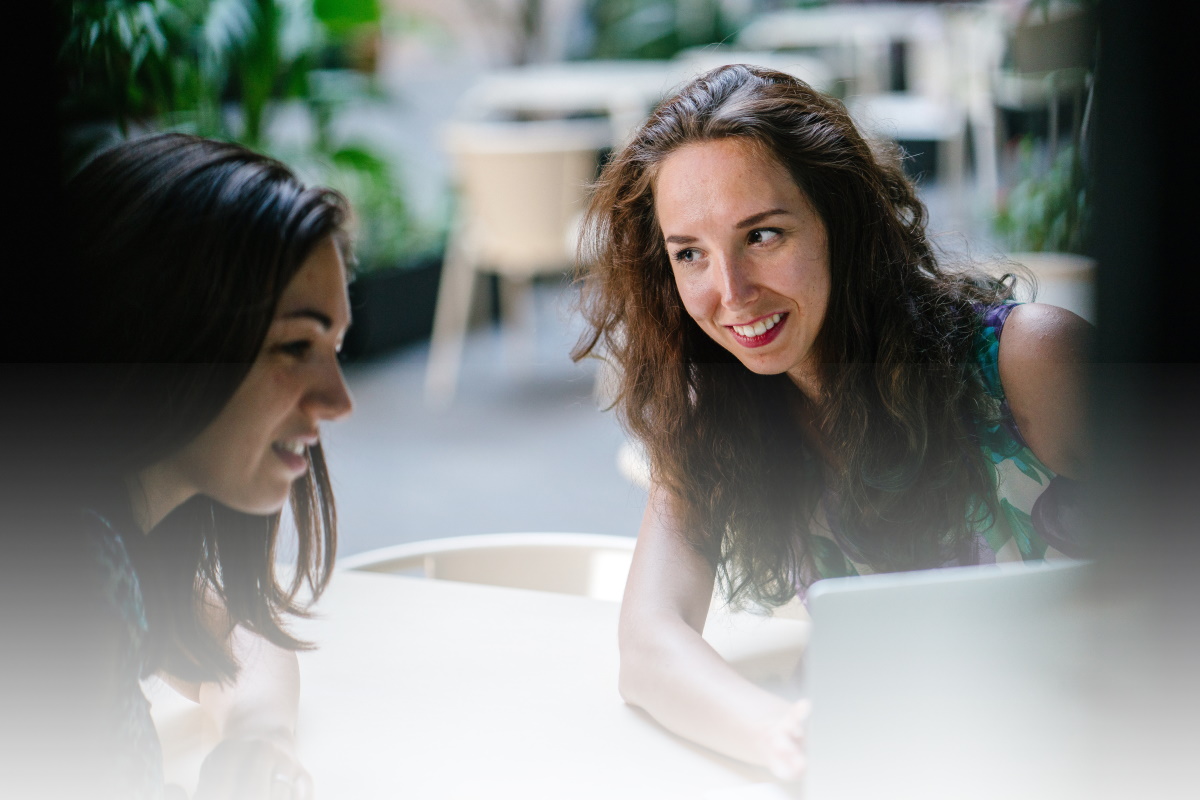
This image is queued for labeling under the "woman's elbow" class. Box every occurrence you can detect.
[617,661,639,707]
[616,618,657,708]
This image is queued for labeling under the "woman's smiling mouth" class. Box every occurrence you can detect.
[727,312,788,348]
[272,438,312,473]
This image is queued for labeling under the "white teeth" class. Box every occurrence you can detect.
[732,313,782,338]
[278,441,306,456]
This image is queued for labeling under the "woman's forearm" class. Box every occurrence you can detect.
[619,608,793,768]
[197,627,300,745]
[182,628,314,799]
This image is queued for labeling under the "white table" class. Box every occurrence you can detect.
[456,56,834,145]
[457,60,681,123]
[737,3,968,103]
[150,571,808,799]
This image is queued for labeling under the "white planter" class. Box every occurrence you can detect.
[1004,251,1096,323]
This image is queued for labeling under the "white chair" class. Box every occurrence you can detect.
[737,3,943,95]
[740,3,1003,222]
[454,60,679,145]
[424,119,610,406]
[844,90,969,220]
[835,7,969,225]
[669,46,835,95]
[340,531,811,633]
[993,3,1095,163]
[338,532,637,602]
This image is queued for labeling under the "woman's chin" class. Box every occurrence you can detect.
[210,486,293,516]
[733,354,790,377]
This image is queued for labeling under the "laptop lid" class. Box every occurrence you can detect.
[803,560,1095,800]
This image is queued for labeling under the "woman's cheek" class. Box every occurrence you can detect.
[675,280,711,322]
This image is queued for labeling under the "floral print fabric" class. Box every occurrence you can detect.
[798,303,1088,590]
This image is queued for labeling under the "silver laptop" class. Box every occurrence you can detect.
[803,560,1097,800]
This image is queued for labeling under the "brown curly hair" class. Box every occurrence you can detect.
[573,65,1014,607]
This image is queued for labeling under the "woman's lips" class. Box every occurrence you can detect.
[727,312,788,348]
[272,441,310,474]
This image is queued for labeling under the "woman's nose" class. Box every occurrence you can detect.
[308,359,354,422]
[715,253,757,309]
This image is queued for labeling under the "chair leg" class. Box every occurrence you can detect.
[424,232,475,407]
[938,123,968,233]
[970,99,1000,216]
[499,274,536,374]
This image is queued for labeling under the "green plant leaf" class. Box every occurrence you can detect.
[204,0,255,55]
[116,9,134,49]
[314,0,381,36]
[278,0,319,63]
[138,3,168,54]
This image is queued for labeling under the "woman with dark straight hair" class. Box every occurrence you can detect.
[5,132,353,799]
[573,65,1092,777]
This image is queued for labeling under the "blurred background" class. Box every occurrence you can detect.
[53,0,1098,558]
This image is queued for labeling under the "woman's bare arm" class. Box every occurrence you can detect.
[194,628,302,747]
[161,601,312,798]
[997,303,1094,479]
[619,484,807,778]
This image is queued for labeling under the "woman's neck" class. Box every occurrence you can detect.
[784,378,837,472]
[786,359,823,405]
[127,461,196,534]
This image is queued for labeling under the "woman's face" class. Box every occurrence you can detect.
[165,236,354,515]
[655,137,831,397]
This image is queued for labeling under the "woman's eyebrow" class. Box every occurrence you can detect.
[665,234,697,245]
[663,209,792,244]
[735,208,790,229]
[278,309,333,329]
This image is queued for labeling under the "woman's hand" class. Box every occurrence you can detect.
[162,619,312,799]
[763,699,810,781]
[194,736,313,800]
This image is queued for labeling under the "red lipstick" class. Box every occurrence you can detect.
[727,312,788,348]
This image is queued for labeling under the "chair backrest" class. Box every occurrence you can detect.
[338,532,637,602]
[340,531,814,624]
[443,119,609,275]
[738,3,952,97]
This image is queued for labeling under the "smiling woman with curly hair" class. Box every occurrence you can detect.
[573,64,1092,777]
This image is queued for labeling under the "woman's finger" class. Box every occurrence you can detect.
[269,759,314,800]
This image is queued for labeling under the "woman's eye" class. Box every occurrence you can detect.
[672,248,699,264]
[748,228,781,245]
[278,340,312,359]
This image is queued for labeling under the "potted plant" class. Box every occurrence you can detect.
[991,0,1097,321]
[320,143,447,361]
[584,0,741,61]
[993,135,1095,321]
[58,0,448,359]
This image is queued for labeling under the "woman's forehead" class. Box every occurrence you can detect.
[654,139,808,226]
[273,238,350,325]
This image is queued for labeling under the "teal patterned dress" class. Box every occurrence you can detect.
[797,303,1089,590]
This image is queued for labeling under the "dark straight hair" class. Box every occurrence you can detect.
[57,132,350,681]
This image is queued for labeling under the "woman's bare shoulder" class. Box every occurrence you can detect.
[1002,303,1093,360]
[997,303,1093,478]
